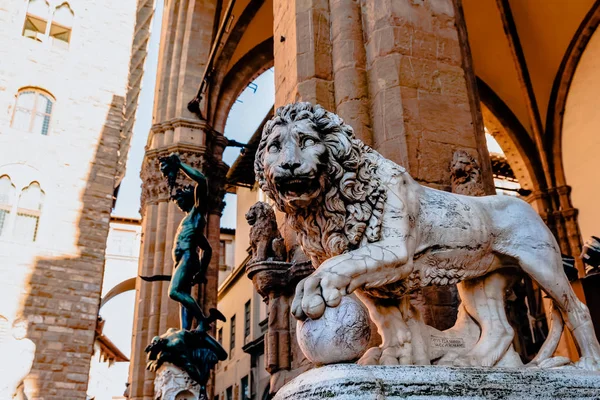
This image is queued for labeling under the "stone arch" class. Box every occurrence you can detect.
[546,2,600,188]
[206,0,268,122]
[559,24,600,243]
[477,79,545,193]
[211,38,274,134]
[99,277,136,309]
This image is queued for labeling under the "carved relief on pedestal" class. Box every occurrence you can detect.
[153,364,202,400]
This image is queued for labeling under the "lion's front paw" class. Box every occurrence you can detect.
[357,347,382,365]
[291,272,351,320]
[357,344,412,365]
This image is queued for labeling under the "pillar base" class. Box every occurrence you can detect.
[153,364,203,400]
[273,364,600,399]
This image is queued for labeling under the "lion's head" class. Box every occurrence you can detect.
[245,201,276,227]
[450,150,485,196]
[254,103,386,265]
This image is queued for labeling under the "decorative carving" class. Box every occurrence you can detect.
[0,318,35,399]
[140,150,205,214]
[450,150,486,196]
[254,103,600,370]
[246,202,287,263]
[153,363,202,400]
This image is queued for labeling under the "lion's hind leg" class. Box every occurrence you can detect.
[517,250,600,370]
[453,273,518,367]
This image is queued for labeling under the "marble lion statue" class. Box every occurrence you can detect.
[246,201,287,263]
[254,102,600,369]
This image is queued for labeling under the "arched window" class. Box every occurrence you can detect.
[22,0,50,42]
[22,1,74,48]
[11,89,54,136]
[13,182,44,242]
[0,176,16,237]
[50,3,74,48]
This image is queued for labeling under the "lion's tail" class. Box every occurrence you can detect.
[527,303,564,367]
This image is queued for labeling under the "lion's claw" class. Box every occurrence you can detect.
[291,271,350,320]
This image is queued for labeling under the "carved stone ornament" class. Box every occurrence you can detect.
[450,150,486,196]
[254,102,600,370]
[140,150,205,213]
[246,201,287,263]
[153,363,202,400]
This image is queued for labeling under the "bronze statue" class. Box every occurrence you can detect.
[142,153,227,395]
[160,153,224,331]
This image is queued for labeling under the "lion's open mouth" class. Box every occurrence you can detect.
[275,176,319,199]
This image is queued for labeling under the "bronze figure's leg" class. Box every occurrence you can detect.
[196,231,212,286]
[169,251,206,331]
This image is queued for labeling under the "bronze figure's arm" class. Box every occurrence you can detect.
[178,161,207,185]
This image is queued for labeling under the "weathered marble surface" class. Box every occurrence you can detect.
[297,296,371,365]
[254,103,600,369]
[153,363,202,400]
[273,364,600,399]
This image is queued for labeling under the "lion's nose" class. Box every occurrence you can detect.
[281,161,301,172]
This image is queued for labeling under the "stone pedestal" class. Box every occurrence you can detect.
[273,364,600,399]
[246,260,314,391]
[153,364,203,400]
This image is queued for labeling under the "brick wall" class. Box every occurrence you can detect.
[0,0,136,398]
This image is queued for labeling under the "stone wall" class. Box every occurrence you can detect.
[0,0,137,398]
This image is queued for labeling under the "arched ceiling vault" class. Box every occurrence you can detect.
[463,0,600,188]
[204,0,274,131]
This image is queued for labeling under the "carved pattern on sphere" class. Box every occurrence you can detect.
[140,151,205,213]
[246,201,287,263]
[450,150,486,196]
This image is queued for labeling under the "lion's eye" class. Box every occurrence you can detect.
[268,144,280,154]
[303,138,316,148]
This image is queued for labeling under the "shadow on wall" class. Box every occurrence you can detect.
[17,95,125,399]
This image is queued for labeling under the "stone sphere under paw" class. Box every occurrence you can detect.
[296,296,371,365]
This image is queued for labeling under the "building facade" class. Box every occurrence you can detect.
[0,0,141,398]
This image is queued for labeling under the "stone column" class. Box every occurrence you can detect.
[273,0,494,188]
[361,0,493,191]
[273,0,494,331]
[273,0,335,109]
[129,1,222,399]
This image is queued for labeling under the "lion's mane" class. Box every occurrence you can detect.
[254,102,387,266]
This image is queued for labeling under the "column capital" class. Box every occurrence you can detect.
[204,159,229,216]
[140,148,206,214]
